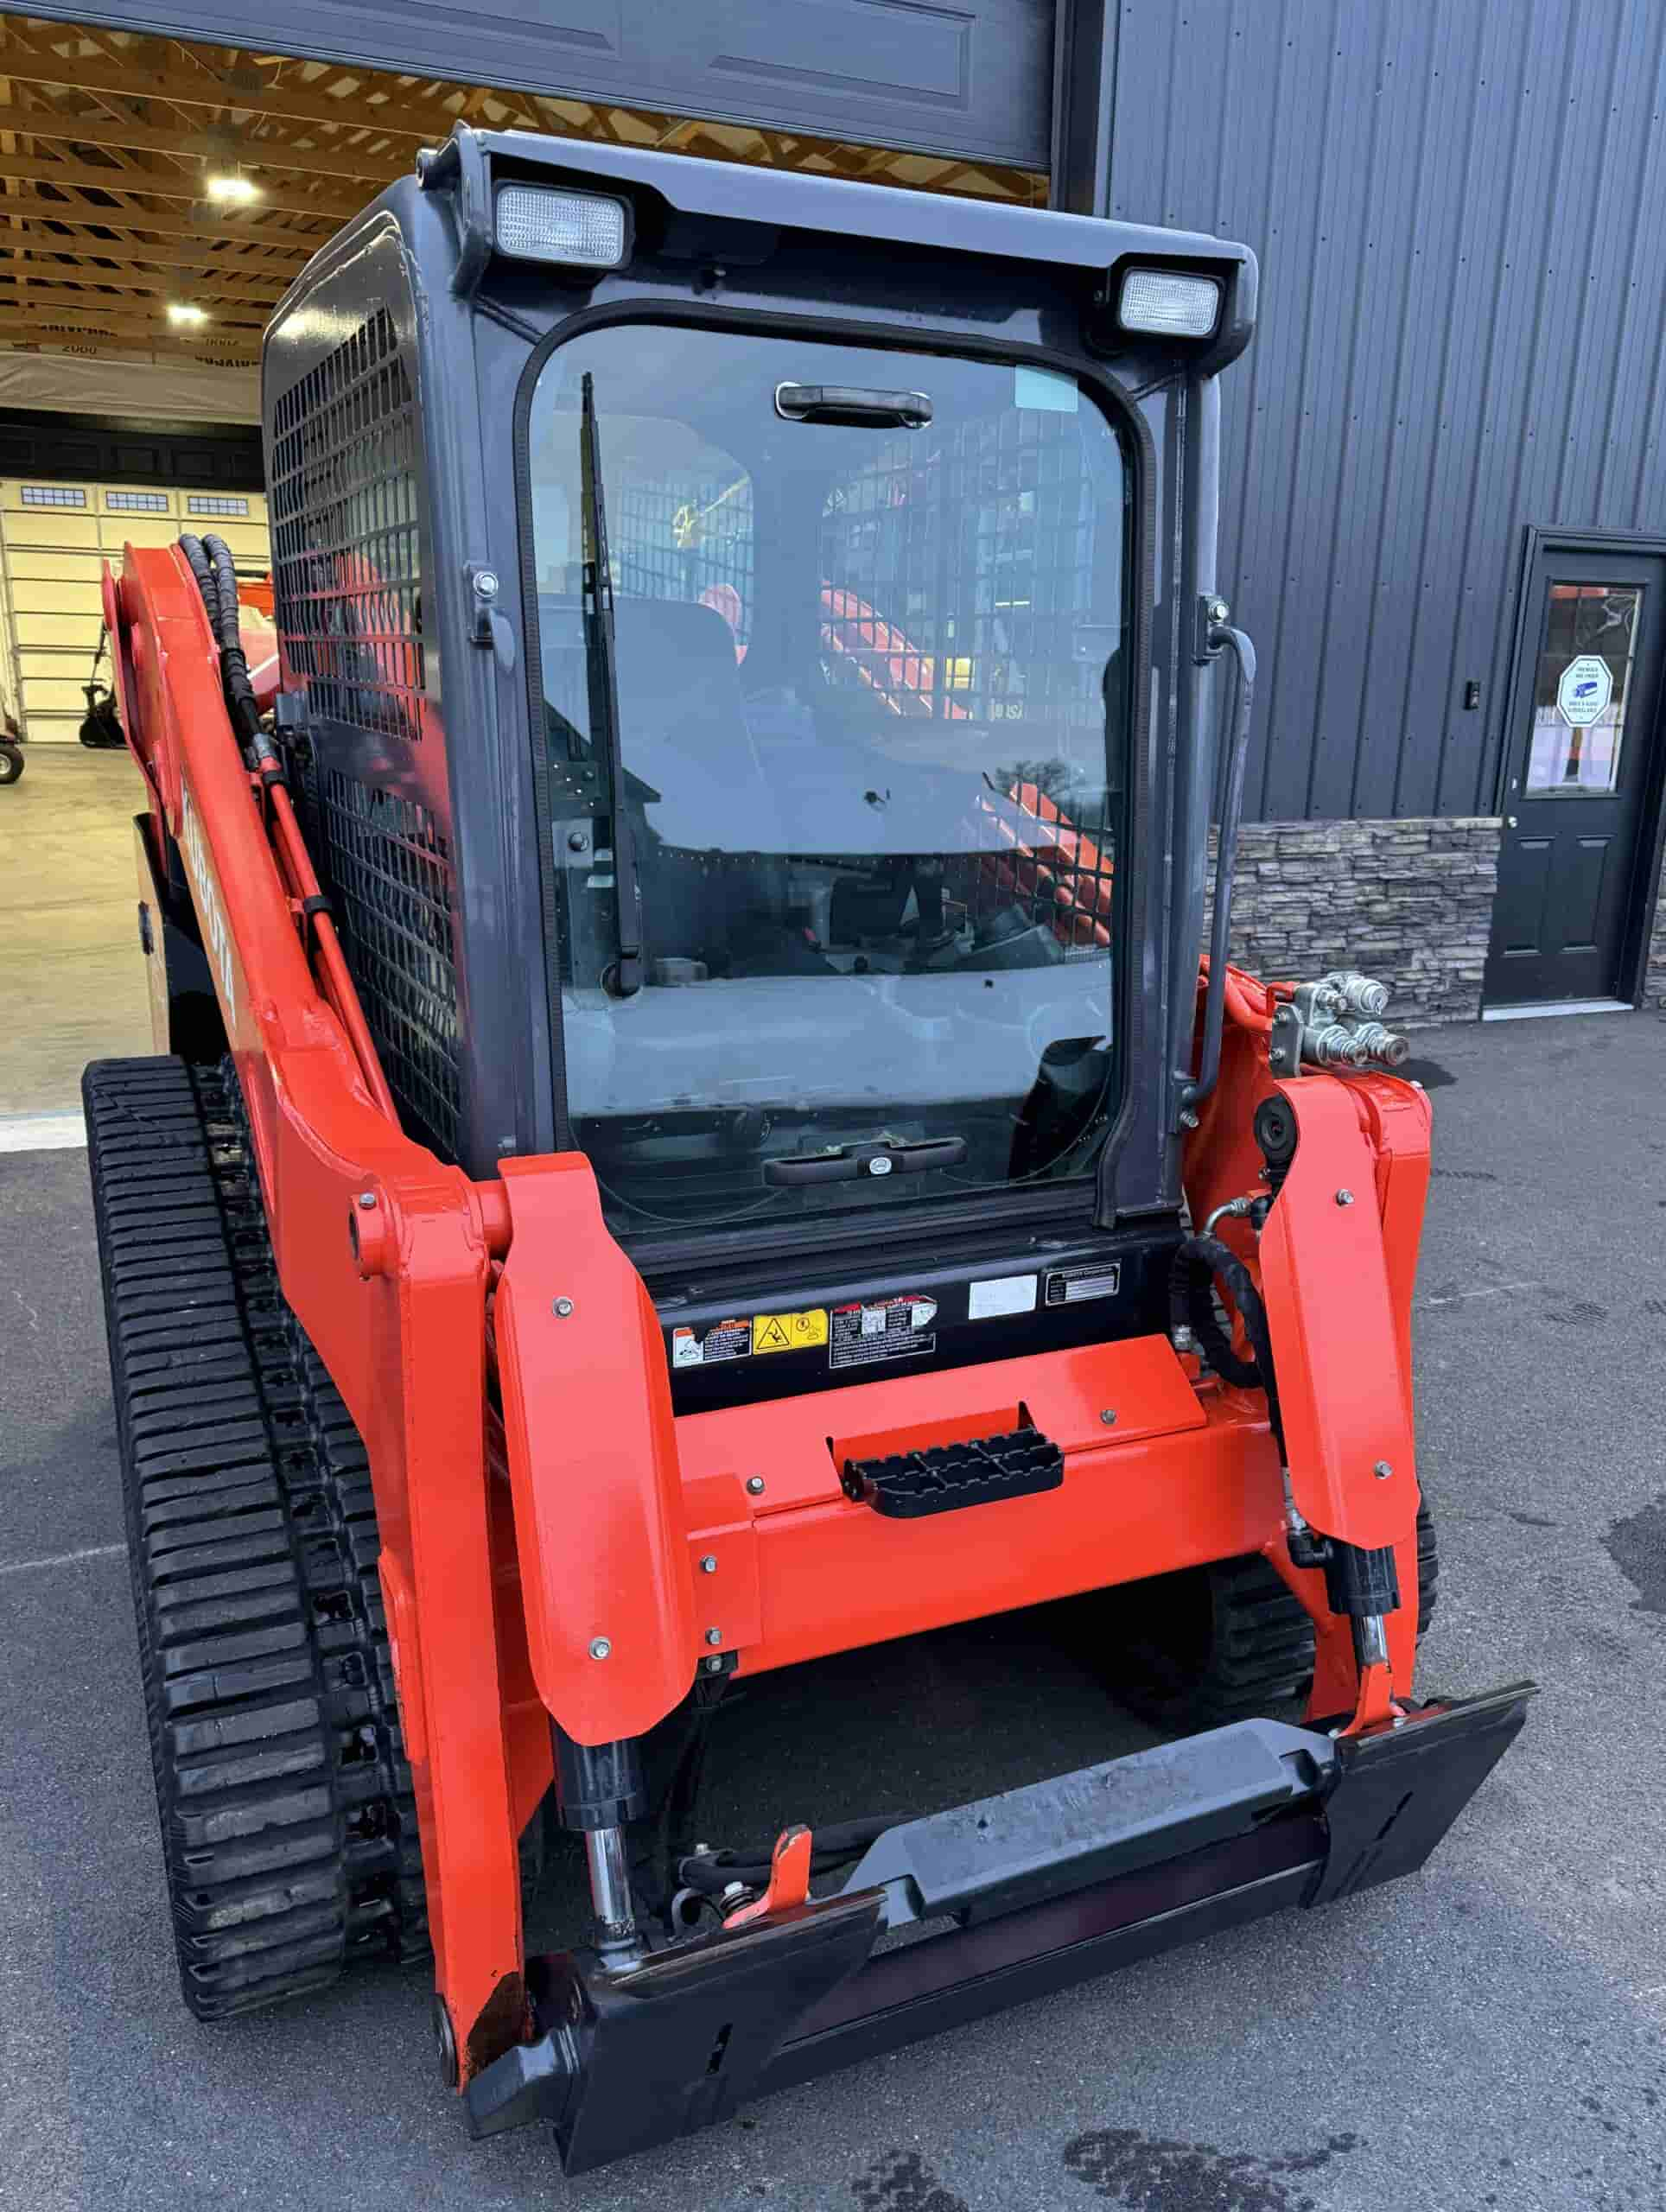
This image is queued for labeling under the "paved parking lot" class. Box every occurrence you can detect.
[2,1009,1664,2212]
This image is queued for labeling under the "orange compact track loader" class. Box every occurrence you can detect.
[86,126,1531,2174]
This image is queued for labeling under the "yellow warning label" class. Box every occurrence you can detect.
[752,1307,829,1356]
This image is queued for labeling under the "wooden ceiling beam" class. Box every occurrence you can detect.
[0,323,260,364]
[0,220,308,272]
[0,249,295,302]
[0,296,266,338]
[0,276,264,321]
[0,146,360,219]
[0,263,282,309]
[0,187,321,250]
[0,98,410,187]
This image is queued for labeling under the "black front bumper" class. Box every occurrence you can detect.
[467,1683,1531,2174]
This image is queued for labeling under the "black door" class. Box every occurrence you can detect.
[1485,547,1666,1008]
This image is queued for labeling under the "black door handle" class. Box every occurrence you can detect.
[764,1135,967,1187]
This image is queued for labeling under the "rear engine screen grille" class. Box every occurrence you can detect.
[316,771,460,1157]
[270,305,426,745]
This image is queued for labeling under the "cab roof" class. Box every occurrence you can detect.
[468,125,1255,289]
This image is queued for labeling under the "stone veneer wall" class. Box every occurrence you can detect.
[1203,817,1503,1026]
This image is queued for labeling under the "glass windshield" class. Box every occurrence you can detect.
[525,324,1133,1236]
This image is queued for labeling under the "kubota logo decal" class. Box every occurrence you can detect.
[180,783,238,1029]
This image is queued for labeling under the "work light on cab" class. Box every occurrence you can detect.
[494,182,631,270]
[1118,266,1222,337]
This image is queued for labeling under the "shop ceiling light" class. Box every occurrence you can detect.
[167,302,209,327]
[206,174,261,205]
[1117,267,1222,338]
[494,184,630,270]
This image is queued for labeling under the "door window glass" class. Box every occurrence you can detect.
[524,324,1132,1236]
[1525,582,1641,795]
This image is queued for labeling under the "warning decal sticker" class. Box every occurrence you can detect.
[752,1308,830,1356]
[671,1317,753,1369]
[830,1294,938,1371]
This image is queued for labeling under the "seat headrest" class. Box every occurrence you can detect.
[540,593,777,851]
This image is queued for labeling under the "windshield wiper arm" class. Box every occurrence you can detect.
[580,370,642,999]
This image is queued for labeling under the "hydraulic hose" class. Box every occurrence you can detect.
[175,528,400,1126]
[1168,1230,1284,1455]
[201,532,267,753]
[676,1815,900,1896]
[181,531,268,757]
[178,532,221,631]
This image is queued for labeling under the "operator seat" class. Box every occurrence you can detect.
[539,594,809,975]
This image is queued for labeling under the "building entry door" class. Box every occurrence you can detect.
[1485,546,1666,1009]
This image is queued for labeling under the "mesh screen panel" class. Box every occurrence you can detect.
[315,770,460,1157]
[618,473,754,647]
[818,410,1118,944]
[270,307,425,744]
[268,306,461,1158]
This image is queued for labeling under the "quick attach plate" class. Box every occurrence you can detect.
[461,1688,1532,2173]
[1307,1680,1535,1905]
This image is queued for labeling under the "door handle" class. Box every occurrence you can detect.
[763,1135,968,1186]
[1506,816,1518,829]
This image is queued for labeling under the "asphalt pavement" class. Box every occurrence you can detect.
[2,1010,1663,2212]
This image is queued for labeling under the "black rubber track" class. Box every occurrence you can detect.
[84,1055,427,2019]
[1093,1501,1440,1732]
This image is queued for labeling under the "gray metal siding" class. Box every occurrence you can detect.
[1109,0,1666,821]
[22,0,1054,168]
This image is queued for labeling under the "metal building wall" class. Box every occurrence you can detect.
[1107,0,1666,823]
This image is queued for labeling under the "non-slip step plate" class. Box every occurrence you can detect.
[841,1426,1064,1518]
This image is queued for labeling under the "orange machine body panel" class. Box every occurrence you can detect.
[1182,985,1431,1717]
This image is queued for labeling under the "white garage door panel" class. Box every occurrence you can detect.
[1,472,272,737]
[11,577,105,615]
[190,522,270,562]
[99,517,186,550]
[4,509,102,550]
[5,549,111,586]
[17,676,95,712]
[17,617,98,650]
[19,652,95,683]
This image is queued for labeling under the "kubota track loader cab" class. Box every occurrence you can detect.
[86,126,1531,2174]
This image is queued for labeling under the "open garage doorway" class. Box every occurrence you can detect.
[0,6,1050,1132]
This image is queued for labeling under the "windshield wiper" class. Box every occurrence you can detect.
[580,370,642,999]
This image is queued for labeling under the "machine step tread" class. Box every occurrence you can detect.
[84,1053,429,2020]
[843,1425,1065,1518]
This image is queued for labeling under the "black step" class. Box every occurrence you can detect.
[842,1426,1065,1519]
